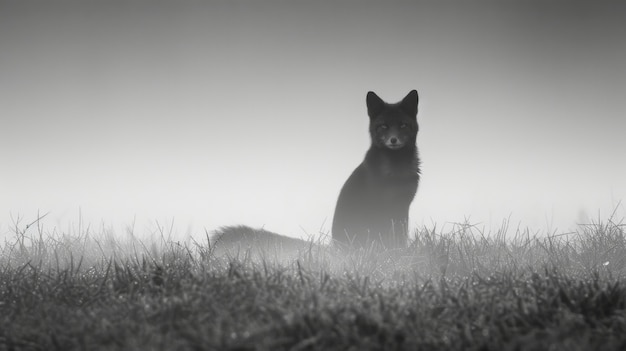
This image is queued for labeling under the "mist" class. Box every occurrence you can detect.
[2,0,625,240]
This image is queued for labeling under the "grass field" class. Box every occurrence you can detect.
[2,214,626,350]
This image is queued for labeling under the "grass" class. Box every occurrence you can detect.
[1,213,626,350]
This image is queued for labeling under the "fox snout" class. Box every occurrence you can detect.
[382,130,409,149]
[387,135,402,148]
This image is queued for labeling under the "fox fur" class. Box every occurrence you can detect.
[332,90,420,249]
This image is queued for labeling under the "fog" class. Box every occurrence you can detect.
[2,0,625,240]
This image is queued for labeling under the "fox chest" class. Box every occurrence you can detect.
[367,174,418,207]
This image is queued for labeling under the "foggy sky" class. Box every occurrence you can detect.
[1,0,625,239]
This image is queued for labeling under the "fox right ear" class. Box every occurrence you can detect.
[400,90,419,117]
[366,91,385,118]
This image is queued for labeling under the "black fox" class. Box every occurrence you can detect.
[332,90,420,249]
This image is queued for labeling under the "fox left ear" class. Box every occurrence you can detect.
[400,90,419,116]
[366,91,386,118]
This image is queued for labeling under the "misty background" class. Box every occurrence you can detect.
[2,0,625,241]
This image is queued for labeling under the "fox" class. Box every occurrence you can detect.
[332,90,420,249]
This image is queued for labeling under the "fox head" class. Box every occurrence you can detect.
[367,90,419,151]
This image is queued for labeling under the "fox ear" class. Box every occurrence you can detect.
[366,91,386,118]
[400,90,419,116]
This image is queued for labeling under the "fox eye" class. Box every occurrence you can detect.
[379,124,388,130]
[400,123,407,129]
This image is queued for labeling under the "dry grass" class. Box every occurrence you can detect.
[1,211,626,350]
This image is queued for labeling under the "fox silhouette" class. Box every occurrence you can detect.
[332,90,420,249]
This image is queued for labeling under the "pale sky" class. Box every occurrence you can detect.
[1,0,625,240]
